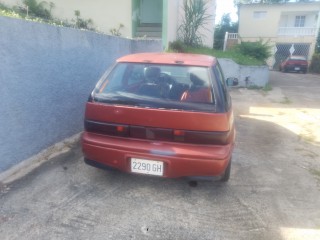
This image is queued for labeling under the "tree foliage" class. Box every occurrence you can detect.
[214,14,238,50]
[178,0,212,47]
[309,53,320,73]
[22,0,52,19]
[73,10,94,30]
[316,29,320,53]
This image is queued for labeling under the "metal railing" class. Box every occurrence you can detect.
[227,33,239,39]
[223,32,239,51]
[278,27,317,36]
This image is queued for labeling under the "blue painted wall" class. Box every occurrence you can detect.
[0,16,162,172]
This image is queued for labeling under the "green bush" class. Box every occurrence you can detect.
[236,40,271,63]
[168,40,187,53]
[309,53,320,73]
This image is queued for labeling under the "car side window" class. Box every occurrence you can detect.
[99,64,126,93]
[213,64,231,110]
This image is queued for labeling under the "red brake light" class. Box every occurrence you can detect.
[173,130,185,136]
[117,126,125,132]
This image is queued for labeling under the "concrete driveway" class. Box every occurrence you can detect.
[1,71,320,240]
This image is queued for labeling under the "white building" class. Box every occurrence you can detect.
[2,0,216,48]
[238,2,320,68]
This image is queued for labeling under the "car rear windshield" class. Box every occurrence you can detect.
[92,63,216,112]
[289,56,307,61]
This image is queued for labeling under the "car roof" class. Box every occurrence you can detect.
[117,52,217,67]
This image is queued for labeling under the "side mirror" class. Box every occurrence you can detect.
[226,77,239,87]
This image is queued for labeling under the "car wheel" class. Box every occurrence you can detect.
[220,159,231,182]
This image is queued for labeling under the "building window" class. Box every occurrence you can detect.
[295,16,305,27]
[253,11,267,19]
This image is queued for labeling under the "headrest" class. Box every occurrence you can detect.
[144,67,161,78]
[190,72,205,86]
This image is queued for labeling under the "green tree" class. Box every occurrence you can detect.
[214,14,238,50]
[178,0,212,47]
[316,29,320,53]
[23,0,51,19]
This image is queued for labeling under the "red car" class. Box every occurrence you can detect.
[280,55,308,73]
[82,53,237,182]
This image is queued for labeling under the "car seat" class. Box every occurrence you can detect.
[180,72,212,103]
[144,66,161,83]
[138,66,162,97]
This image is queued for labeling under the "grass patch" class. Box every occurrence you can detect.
[309,168,320,178]
[167,43,266,66]
[262,83,272,92]
[244,83,273,94]
[183,46,266,66]
[259,83,273,96]
[279,96,292,104]
[247,85,261,90]
[299,133,316,143]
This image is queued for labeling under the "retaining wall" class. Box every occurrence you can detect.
[219,58,269,87]
[0,16,162,172]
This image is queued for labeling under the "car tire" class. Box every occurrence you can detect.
[220,159,231,182]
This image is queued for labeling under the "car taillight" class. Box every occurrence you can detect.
[85,120,129,137]
[84,120,231,145]
[180,130,230,145]
[173,130,185,136]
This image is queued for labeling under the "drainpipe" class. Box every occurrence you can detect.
[223,32,228,52]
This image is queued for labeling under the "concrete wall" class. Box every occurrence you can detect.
[218,58,269,88]
[0,16,162,173]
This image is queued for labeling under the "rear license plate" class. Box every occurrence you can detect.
[294,67,300,70]
[131,158,163,176]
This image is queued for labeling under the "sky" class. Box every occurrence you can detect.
[216,0,238,23]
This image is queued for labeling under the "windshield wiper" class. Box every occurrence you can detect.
[94,95,139,106]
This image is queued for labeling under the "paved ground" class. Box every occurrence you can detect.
[1,71,320,240]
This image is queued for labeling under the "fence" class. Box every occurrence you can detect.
[278,27,317,37]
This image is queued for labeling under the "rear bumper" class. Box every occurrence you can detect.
[285,65,307,72]
[81,132,233,178]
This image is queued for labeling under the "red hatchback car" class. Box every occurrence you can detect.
[82,53,237,182]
